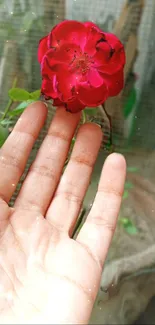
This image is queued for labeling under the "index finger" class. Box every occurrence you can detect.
[0,102,47,203]
[76,153,126,269]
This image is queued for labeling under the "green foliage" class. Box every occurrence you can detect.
[9,88,31,101]
[120,217,138,235]
[8,100,35,117]
[124,87,137,119]
[0,119,13,126]
[122,167,138,199]
[124,181,134,190]
[0,83,41,147]
[121,172,138,235]
[0,124,9,147]
[127,166,139,172]
[85,107,98,116]
[122,181,133,200]
[30,90,41,100]
[123,190,129,200]
[8,88,41,102]
[71,137,76,149]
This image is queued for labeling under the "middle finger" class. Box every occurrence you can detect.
[14,107,81,213]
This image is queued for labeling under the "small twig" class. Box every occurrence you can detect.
[82,110,86,124]
[0,77,18,122]
[0,99,13,121]
[124,267,155,281]
[102,104,113,147]
[98,104,115,153]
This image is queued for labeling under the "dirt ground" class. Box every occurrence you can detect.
[134,296,155,324]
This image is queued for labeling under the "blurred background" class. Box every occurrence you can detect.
[0,0,155,324]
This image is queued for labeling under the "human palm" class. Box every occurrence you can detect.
[0,102,126,324]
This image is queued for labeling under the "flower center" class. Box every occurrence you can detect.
[71,53,91,75]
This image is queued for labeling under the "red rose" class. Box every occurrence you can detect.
[38,20,125,113]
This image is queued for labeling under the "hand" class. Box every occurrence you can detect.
[0,102,126,324]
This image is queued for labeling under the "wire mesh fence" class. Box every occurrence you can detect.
[0,1,155,324]
[0,0,155,145]
[0,0,154,202]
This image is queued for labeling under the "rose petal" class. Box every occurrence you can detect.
[47,30,58,49]
[66,98,85,113]
[53,98,63,106]
[38,36,48,63]
[48,43,81,64]
[84,22,105,56]
[41,77,59,99]
[53,96,85,113]
[56,68,77,101]
[95,34,125,75]
[84,22,103,33]
[88,68,103,88]
[41,44,82,79]
[48,20,87,50]
[103,69,124,96]
[93,40,112,66]
[78,81,108,106]
[104,32,124,50]
[42,52,88,102]
[41,54,56,80]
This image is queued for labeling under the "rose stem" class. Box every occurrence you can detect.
[0,77,18,121]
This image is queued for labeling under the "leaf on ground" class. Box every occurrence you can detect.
[120,217,138,235]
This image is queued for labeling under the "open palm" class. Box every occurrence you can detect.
[0,103,126,324]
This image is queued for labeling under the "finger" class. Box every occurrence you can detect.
[0,102,47,203]
[46,123,102,232]
[76,153,126,269]
[14,107,81,214]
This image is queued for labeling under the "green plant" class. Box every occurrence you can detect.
[120,167,139,235]
[0,83,41,146]
[120,217,138,235]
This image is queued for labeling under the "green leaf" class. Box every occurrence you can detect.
[124,88,137,119]
[0,124,9,147]
[1,119,13,126]
[85,107,98,116]
[125,224,138,235]
[71,137,76,145]
[124,181,133,190]
[127,166,139,173]
[8,100,35,117]
[9,88,31,102]
[120,217,138,235]
[123,190,129,200]
[30,90,41,100]
[70,137,76,150]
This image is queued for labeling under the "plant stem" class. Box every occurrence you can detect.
[72,207,86,238]
[102,104,113,147]
[0,98,13,121]
[82,110,86,124]
[0,77,18,121]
